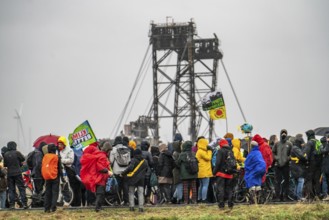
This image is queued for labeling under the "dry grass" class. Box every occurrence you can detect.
[1,203,329,220]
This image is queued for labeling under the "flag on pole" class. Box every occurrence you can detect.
[68,120,97,150]
[202,90,227,120]
[209,106,226,120]
[201,90,225,111]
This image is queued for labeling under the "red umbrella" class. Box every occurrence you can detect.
[33,134,60,148]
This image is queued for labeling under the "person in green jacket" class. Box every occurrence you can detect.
[177,141,198,204]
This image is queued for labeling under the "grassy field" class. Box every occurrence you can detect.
[1,203,329,220]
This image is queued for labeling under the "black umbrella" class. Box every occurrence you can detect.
[314,127,329,136]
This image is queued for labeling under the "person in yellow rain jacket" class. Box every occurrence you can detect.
[196,138,213,203]
[232,139,246,170]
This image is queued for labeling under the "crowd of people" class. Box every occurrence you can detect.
[0,128,329,213]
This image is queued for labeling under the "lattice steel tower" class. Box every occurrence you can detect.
[149,18,223,143]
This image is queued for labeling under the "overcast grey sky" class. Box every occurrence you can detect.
[1,0,329,154]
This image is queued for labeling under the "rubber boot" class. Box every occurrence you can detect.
[249,187,256,205]
[255,186,262,204]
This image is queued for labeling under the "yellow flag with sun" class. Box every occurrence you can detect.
[209,106,226,120]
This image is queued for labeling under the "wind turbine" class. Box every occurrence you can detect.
[14,104,27,149]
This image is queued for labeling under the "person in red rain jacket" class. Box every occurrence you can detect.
[80,142,112,212]
[252,134,273,183]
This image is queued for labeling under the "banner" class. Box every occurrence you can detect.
[68,120,97,150]
[202,90,225,111]
[209,106,226,120]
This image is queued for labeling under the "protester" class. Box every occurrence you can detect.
[80,142,112,212]
[123,136,134,159]
[0,155,7,209]
[150,145,160,171]
[69,145,83,207]
[272,129,292,202]
[269,135,278,149]
[213,139,236,209]
[303,129,323,201]
[3,141,27,209]
[196,137,212,203]
[224,132,234,148]
[1,146,8,158]
[57,136,75,207]
[240,136,250,157]
[252,134,273,183]
[244,141,266,204]
[192,136,205,153]
[172,140,183,204]
[290,134,307,201]
[140,140,153,204]
[170,133,183,153]
[110,136,130,205]
[157,143,175,204]
[209,138,221,203]
[28,142,46,196]
[177,141,198,204]
[321,132,329,201]
[232,139,245,170]
[25,141,46,207]
[42,143,61,213]
[121,149,149,212]
[168,135,184,206]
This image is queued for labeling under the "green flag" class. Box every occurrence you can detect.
[201,90,225,111]
[68,120,97,150]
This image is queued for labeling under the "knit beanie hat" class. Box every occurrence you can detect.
[219,139,229,148]
[226,138,232,146]
[251,141,258,148]
[57,136,68,147]
[129,140,137,150]
[224,132,234,140]
[113,136,122,145]
[122,136,129,146]
[101,141,112,152]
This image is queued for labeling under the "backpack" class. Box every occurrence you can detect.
[150,170,158,187]
[211,148,218,168]
[312,139,323,155]
[115,147,131,167]
[223,149,237,174]
[72,149,82,176]
[185,153,199,175]
[41,153,59,180]
[26,151,35,170]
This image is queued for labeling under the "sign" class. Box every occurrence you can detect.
[68,120,97,150]
[202,90,225,111]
